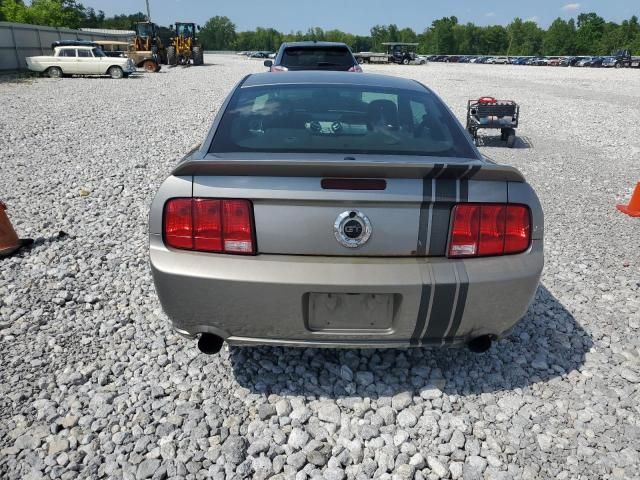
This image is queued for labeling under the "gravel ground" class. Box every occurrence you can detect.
[1,55,639,480]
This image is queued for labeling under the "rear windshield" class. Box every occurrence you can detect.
[281,47,354,68]
[210,84,476,158]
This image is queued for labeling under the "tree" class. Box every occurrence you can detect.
[453,23,484,55]
[543,18,576,55]
[575,12,606,54]
[398,27,417,44]
[97,12,145,30]
[1,0,33,23]
[428,17,458,54]
[26,0,87,29]
[482,25,509,54]
[370,24,390,50]
[507,18,543,56]
[81,7,104,28]
[199,15,237,50]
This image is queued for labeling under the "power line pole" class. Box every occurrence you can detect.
[145,0,151,21]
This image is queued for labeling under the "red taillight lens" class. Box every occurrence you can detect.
[163,198,255,255]
[193,199,222,252]
[222,200,255,253]
[478,205,506,256]
[504,205,531,254]
[448,203,530,258]
[449,205,480,257]
[164,198,193,250]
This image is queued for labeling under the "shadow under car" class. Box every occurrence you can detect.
[229,285,591,397]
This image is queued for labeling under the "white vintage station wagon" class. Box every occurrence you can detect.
[26,43,136,79]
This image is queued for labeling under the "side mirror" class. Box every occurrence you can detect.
[264,60,273,67]
[169,24,173,30]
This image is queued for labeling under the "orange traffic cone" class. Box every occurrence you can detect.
[0,201,33,258]
[616,182,640,218]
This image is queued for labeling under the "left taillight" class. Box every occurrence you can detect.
[448,203,531,258]
[163,198,256,255]
[348,64,363,72]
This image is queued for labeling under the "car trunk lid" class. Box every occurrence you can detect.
[185,154,518,257]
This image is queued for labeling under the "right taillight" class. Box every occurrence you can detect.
[448,203,530,258]
[163,198,256,255]
[270,65,288,72]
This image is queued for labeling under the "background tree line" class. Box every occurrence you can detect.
[204,14,640,56]
[2,1,639,56]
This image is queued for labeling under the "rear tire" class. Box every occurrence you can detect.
[108,66,124,79]
[47,66,63,78]
[143,59,158,73]
[167,46,177,66]
[507,131,516,148]
[192,47,203,65]
[402,58,410,65]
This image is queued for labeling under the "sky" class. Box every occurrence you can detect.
[80,0,639,34]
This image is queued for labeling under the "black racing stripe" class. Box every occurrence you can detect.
[461,165,481,179]
[427,204,452,256]
[417,177,432,255]
[435,179,456,202]
[428,164,445,178]
[448,279,469,341]
[440,165,467,179]
[410,284,431,346]
[422,283,456,342]
[459,179,469,202]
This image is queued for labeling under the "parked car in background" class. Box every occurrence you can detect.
[546,57,562,66]
[601,57,617,68]
[589,57,604,68]
[94,40,129,58]
[150,71,544,355]
[265,42,362,72]
[487,56,509,64]
[576,57,594,67]
[26,43,136,78]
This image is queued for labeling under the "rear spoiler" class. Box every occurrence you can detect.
[172,156,526,182]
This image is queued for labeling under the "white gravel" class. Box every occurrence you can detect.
[1,55,639,480]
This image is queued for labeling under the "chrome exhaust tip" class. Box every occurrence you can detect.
[197,333,224,355]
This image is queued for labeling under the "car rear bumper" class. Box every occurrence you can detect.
[150,235,543,348]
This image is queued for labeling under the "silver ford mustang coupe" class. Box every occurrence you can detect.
[149,71,543,354]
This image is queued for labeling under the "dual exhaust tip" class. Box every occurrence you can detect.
[195,333,493,355]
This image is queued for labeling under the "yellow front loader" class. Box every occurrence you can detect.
[166,22,204,66]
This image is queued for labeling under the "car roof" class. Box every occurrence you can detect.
[242,71,426,92]
[280,41,350,48]
[55,45,95,50]
[52,40,97,48]
[94,40,130,46]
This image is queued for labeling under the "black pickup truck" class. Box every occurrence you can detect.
[611,49,640,68]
